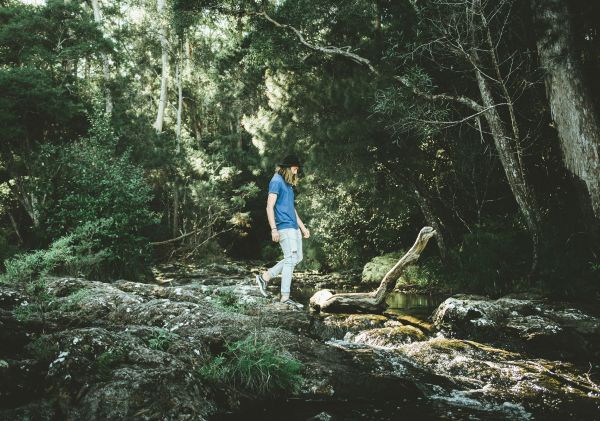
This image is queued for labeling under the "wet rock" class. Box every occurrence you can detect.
[432,295,600,361]
[349,325,427,348]
[313,313,389,340]
[383,310,434,334]
[393,337,600,419]
[307,411,333,421]
[0,284,27,308]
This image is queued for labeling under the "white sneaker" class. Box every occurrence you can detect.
[281,298,304,309]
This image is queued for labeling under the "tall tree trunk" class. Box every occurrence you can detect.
[90,0,112,115]
[473,66,544,270]
[532,0,600,220]
[154,0,169,133]
[172,57,183,237]
[11,177,40,228]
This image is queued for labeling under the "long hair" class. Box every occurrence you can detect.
[276,166,298,186]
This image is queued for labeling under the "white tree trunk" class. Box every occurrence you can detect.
[154,0,169,133]
[90,0,112,115]
[173,58,183,237]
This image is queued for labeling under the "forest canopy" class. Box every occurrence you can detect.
[1,0,599,298]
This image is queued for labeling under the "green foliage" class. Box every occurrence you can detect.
[448,221,531,294]
[148,329,179,351]
[96,346,129,378]
[12,303,37,322]
[300,180,416,271]
[214,290,238,309]
[198,334,302,397]
[59,288,93,312]
[0,235,74,285]
[27,336,59,362]
[1,236,73,323]
[362,251,442,289]
[362,252,404,283]
[38,110,158,281]
[401,258,443,289]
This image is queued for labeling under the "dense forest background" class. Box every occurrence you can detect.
[1,0,599,298]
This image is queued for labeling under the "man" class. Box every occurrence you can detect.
[256,154,310,308]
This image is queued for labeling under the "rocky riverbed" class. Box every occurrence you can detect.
[1,261,598,420]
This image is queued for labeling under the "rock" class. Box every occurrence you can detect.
[0,271,424,420]
[362,252,404,284]
[309,289,334,310]
[307,411,333,421]
[348,325,427,348]
[383,310,434,333]
[432,295,600,361]
[0,285,27,309]
[312,313,389,340]
[393,337,600,418]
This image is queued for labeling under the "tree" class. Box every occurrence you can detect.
[154,0,170,133]
[532,0,600,221]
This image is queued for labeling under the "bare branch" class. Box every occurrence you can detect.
[253,11,380,76]
[394,75,483,112]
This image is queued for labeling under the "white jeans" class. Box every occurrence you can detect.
[267,228,303,296]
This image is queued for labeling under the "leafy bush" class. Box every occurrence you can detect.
[148,329,179,351]
[1,236,74,323]
[299,179,417,271]
[448,220,530,294]
[0,235,75,285]
[37,110,158,281]
[199,334,302,396]
[401,258,443,289]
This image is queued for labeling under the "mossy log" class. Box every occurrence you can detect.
[310,227,436,314]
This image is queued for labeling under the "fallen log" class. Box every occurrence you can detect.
[310,227,436,313]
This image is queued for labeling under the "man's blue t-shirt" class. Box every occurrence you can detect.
[268,173,298,230]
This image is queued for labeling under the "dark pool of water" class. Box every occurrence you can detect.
[210,398,444,421]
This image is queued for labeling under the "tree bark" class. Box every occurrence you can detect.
[469,1,544,271]
[89,0,112,115]
[473,64,544,270]
[532,0,600,220]
[310,227,436,313]
[154,0,169,133]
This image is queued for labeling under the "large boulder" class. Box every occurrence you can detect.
[432,295,600,361]
[361,252,404,284]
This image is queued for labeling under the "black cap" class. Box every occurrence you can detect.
[278,154,302,167]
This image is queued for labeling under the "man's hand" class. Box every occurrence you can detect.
[271,230,280,242]
[301,227,310,239]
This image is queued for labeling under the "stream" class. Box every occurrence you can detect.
[215,283,599,420]
[155,263,600,420]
